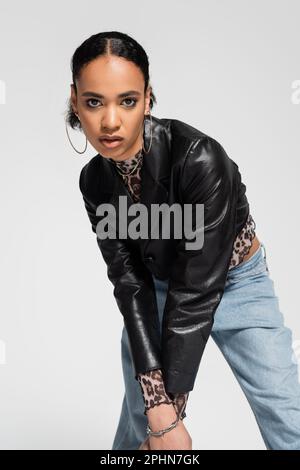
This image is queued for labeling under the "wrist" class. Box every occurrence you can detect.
[146,403,178,428]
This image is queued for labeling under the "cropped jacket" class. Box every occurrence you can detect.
[79,115,250,395]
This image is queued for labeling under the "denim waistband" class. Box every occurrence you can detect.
[227,242,265,276]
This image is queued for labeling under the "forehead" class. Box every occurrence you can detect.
[77,55,144,95]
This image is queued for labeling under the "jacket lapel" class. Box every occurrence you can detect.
[98,115,171,255]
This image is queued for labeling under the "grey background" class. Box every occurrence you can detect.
[0,0,299,450]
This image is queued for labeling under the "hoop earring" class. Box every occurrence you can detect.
[65,115,88,154]
[142,111,153,154]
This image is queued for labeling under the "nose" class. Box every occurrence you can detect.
[101,106,121,131]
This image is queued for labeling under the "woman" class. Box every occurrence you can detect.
[65,31,300,450]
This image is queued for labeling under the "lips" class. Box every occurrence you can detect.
[99,137,124,149]
[99,135,123,141]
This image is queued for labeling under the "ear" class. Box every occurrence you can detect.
[144,85,152,115]
[70,84,78,115]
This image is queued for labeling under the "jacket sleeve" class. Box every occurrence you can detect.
[161,136,238,395]
[79,171,163,378]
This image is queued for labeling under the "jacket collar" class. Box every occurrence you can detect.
[96,115,171,252]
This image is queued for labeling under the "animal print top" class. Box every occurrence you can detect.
[108,147,256,419]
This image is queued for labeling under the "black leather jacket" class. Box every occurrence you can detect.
[79,115,250,394]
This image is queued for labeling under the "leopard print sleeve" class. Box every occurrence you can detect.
[137,369,189,420]
[229,213,256,269]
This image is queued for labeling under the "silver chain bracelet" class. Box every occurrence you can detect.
[146,412,180,437]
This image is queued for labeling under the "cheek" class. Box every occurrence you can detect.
[129,113,145,134]
[81,114,99,134]
[126,123,142,143]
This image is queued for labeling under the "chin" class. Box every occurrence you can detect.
[98,146,126,160]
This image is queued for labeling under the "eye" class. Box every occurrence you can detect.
[85,97,138,109]
[86,98,100,108]
[122,97,137,108]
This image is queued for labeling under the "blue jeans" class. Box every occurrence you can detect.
[111,243,300,450]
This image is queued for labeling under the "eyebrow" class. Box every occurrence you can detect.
[81,90,142,98]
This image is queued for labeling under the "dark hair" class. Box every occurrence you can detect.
[65,31,157,130]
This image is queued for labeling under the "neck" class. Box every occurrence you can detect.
[108,147,143,164]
